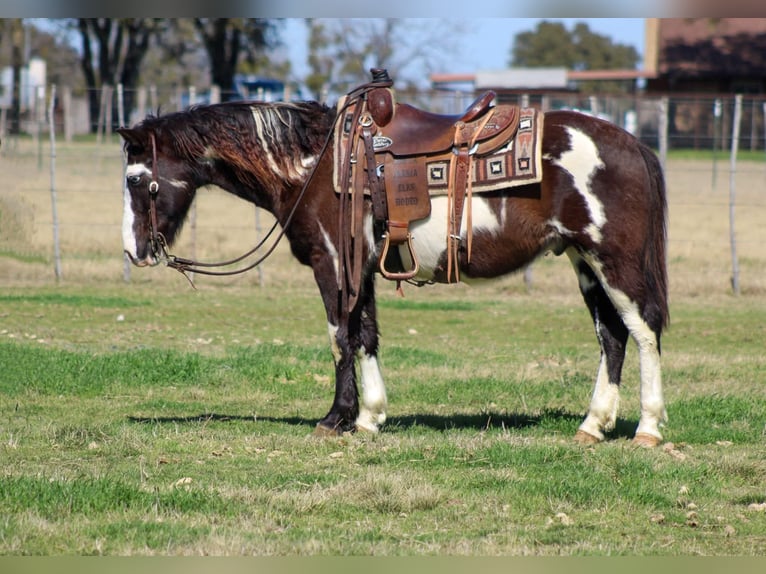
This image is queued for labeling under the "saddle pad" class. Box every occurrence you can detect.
[425,107,543,195]
[332,98,543,196]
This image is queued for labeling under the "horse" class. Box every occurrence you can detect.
[117,94,669,448]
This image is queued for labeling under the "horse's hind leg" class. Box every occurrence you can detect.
[571,250,666,446]
[569,251,629,444]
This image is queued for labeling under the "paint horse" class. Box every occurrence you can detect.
[118,86,669,447]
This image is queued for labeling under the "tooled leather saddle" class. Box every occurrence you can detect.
[333,69,543,297]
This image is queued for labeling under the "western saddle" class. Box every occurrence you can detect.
[334,69,527,308]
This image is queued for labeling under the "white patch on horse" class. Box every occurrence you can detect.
[579,351,620,441]
[327,323,341,363]
[575,265,597,294]
[318,223,339,278]
[122,184,137,259]
[577,251,666,442]
[547,217,574,238]
[355,350,387,432]
[550,127,606,243]
[250,105,310,184]
[406,196,501,281]
[164,178,188,190]
[125,163,151,178]
[122,163,152,259]
[292,154,318,179]
[125,162,185,190]
[250,108,283,177]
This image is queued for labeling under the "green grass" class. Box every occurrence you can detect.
[1,283,766,555]
[667,148,766,162]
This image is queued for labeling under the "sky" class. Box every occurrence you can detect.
[283,18,647,81]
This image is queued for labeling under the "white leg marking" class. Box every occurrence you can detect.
[569,250,619,440]
[327,322,341,363]
[328,322,387,433]
[578,353,620,441]
[549,127,606,243]
[355,351,387,432]
[579,253,666,441]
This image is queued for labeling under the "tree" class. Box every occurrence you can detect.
[192,18,280,100]
[304,18,464,101]
[77,18,160,131]
[4,19,24,135]
[510,20,639,92]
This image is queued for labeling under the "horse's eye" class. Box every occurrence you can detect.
[127,175,142,187]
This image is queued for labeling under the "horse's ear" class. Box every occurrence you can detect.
[117,127,145,154]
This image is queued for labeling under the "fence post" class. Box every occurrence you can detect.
[115,82,131,282]
[116,84,124,128]
[712,98,722,190]
[729,94,742,296]
[210,85,221,105]
[36,85,45,170]
[62,85,73,143]
[658,97,668,173]
[520,93,532,291]
[48,84,63,282]
[136,86,147,123]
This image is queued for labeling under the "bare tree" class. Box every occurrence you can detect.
[7,19,24,135]
[192,18,280,100]
[77,18,160,131]
[304,18,464,100]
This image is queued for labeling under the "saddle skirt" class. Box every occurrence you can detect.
[332,88,544,283]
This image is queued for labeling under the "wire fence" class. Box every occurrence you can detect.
[2,85,765,296]
[3,83,766,152]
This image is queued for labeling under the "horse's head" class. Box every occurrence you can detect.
[117,125,197,267]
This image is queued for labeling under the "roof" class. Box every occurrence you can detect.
[475,68,568,89]
[430,68,655,90]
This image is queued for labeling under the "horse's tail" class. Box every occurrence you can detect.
[638,142,670,335]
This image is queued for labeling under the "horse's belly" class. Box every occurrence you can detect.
[401,196,502,283]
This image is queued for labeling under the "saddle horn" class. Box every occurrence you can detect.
[367,68,395,127]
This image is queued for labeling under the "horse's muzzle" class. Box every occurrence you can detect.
[124,250,159,267]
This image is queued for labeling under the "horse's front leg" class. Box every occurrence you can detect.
[353,271,387,433]
[315,267,387,435]
[315,316,359,435]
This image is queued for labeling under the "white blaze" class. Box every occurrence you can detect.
[122,163,151,259]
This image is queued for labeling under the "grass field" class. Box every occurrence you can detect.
[1,138,765,555]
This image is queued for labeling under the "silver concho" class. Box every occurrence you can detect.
[372,136,393,151]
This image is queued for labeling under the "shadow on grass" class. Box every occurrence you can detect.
[387,409,638,440]
[128,409,639,440]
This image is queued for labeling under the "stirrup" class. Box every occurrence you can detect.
[379,232,419,281]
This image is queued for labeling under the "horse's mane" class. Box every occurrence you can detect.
[136,100,336,189]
